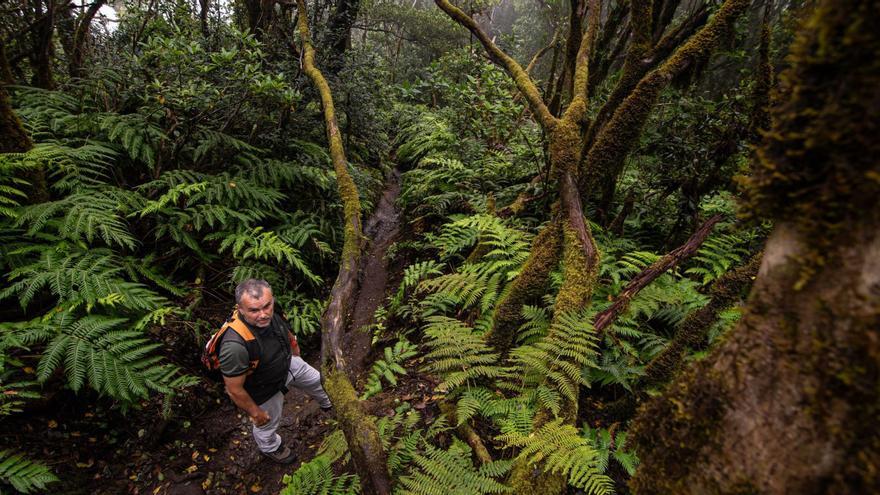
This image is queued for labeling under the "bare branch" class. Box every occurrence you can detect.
[593,214,722,333]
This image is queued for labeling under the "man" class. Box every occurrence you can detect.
[219,278,332,464]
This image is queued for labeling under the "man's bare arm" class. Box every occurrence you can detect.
[223,374,270,426]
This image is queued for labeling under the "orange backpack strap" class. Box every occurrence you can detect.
[223,311,261,372]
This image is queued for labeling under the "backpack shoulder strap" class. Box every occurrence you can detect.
[224,311,261,371]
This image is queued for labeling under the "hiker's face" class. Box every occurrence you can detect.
[239,289,274,328]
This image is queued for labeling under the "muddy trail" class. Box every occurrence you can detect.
[2,170,408,495]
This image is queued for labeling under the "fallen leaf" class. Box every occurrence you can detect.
[250,483,262,492]
[48,420,58,429]
[185,465,198,474]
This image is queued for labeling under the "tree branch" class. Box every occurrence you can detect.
[434,0,557,130]
[593,214,722,334]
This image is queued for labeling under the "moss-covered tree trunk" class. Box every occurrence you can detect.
[295,2,392,493]
[631,1,880,492]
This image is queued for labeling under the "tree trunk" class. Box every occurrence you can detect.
[69,0,106,79]
[323,0,361,73]
[295,2,392,493]
[631,1,880,492]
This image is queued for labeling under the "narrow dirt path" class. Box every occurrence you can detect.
[139,169,404,495]
[346,168,402,375]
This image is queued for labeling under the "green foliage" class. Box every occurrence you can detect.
[684,232,752,285]
[497,419,613,494]
[281,430,359,495]
[582,427,639,476]
[361,340,419,399]
[395,106,455,165]
[397,441,512,495]
[1,247,167,312]
[422,316,513,392]
[0,450,58,494]
[17,312,197,401]
[210,227,321,284]
[509,311,601,416]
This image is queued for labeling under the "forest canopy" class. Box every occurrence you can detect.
[0,0,877,493]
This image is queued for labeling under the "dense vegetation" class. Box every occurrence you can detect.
[1,0,876,494]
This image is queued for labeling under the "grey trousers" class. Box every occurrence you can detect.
[252,356,332,453]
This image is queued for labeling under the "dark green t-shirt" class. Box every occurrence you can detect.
[218,313,291,404]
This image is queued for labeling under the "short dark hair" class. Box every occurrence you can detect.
[235,279,272,304]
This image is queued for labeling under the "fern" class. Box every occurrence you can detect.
[392,260,444,309]
[509,311,600,415]
[360,340,418,399]
[191,128,261,164]
[0,450,58,494]
[280,456,360,495]
[1,247,167,311]
[28,312,195,402]
[582,426,639,476]
[395,109,455,165]
[91,112,163,168]
[421,316,513,392]
[397,441,511,495]
[210,227,320,284]
[497,419,613,494]
[684,233,751,285]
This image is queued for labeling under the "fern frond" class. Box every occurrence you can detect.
[497,419,613,494]
[509,311,600,412]
[360,340,418,399]
[32,312,193,402]
[421,316,513,392]
[0,450,58,494]
[397,442,511,495]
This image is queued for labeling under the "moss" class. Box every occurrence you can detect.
[324,367,392,492]
[554,224,598,314]
[0,86,32,153]
[739,0,880,287]
[747,21,773,143]
[548,119,583,180]
[629,362,731,494]
[297,0,363,268]
[486,219,561,354]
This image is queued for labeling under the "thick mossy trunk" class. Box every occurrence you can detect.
[324,370,393,494]
[0,86,32,153]
[631,1,880,492]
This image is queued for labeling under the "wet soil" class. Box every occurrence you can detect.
[347,168,402,376]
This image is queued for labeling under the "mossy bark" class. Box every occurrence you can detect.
[296,2,391,493]
[485,218,561,354]
[582,0,749,217]
[632,1,880,491]
[642,251,761,388]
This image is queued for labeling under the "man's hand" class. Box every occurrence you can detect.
[250,408,270,426]
[223,374,270,426]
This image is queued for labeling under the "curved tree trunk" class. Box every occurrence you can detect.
[631,1,880,492]
[295,2,392,493]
